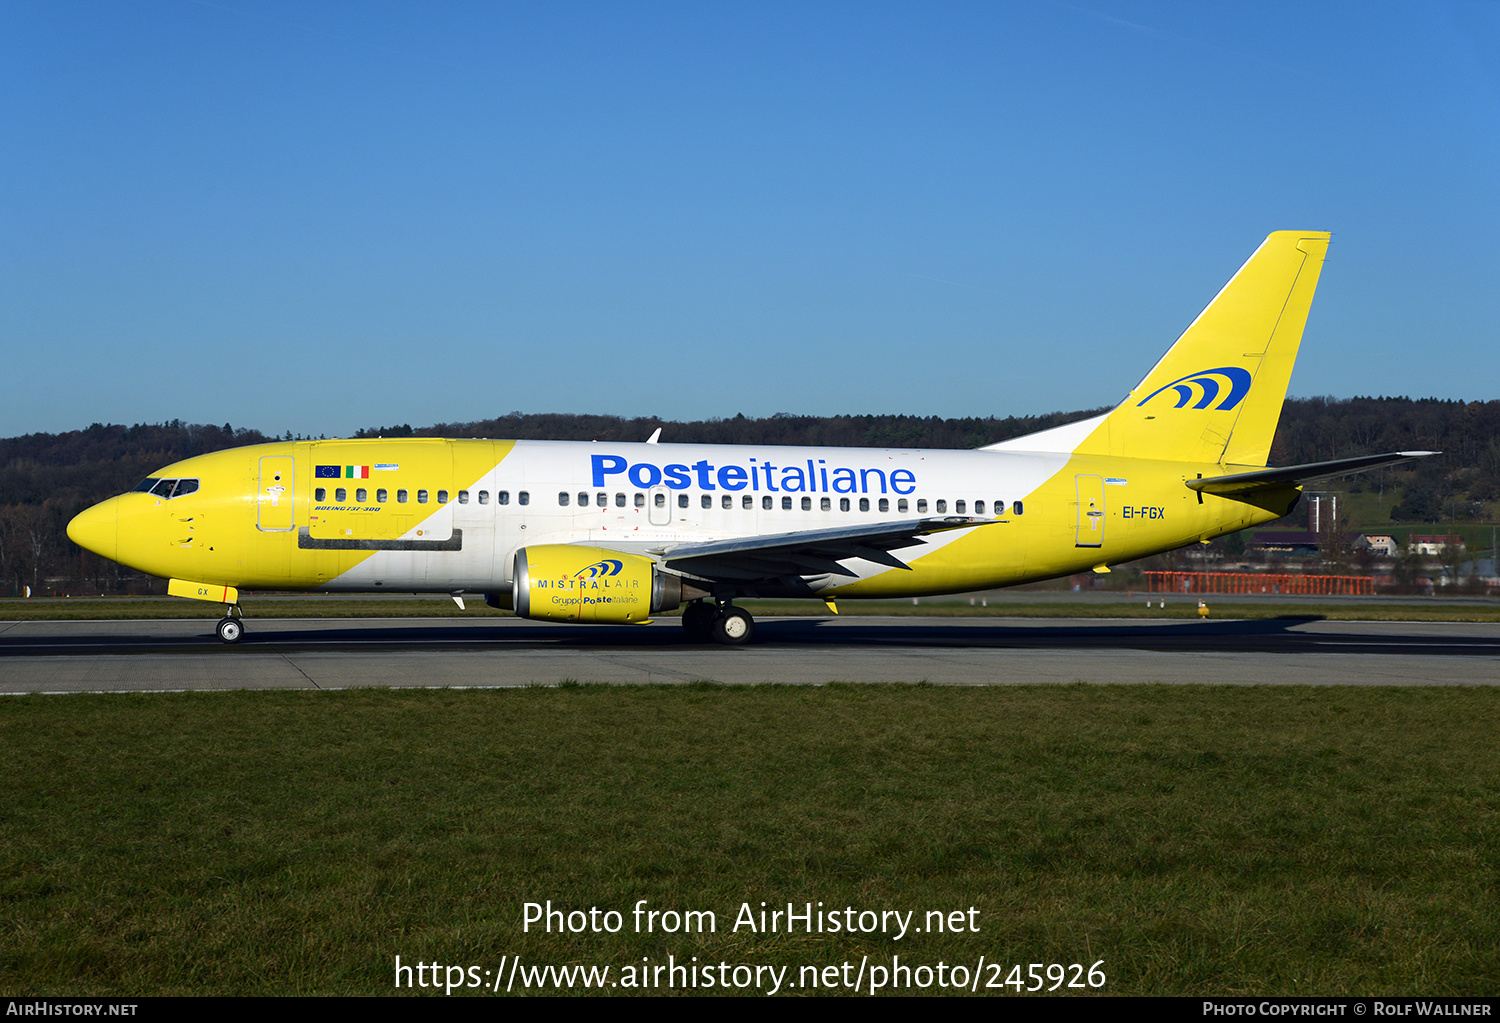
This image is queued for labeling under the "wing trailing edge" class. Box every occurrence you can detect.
[656,517,998,580]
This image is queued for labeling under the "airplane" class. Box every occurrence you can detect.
[67,231,1434,645]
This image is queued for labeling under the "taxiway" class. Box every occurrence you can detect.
[2,616,1497,692]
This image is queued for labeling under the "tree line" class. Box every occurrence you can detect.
[2,398,1494,596]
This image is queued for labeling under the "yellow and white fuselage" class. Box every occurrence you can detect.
[66,232,1432,643]
[64,436,1296,598]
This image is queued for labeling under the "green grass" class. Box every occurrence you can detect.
[2,685,1497,995]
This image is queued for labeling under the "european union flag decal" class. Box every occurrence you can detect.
[315,465,341,478]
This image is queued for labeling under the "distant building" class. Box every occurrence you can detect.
[1247,530,1321,555]
[1359,534,1399,556]
[1462,558,1499,588]
[1409,534,1465,556]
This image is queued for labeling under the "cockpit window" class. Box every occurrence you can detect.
[135,477,200,499]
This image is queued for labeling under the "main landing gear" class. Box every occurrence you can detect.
[681,601,755,646]
[216,604,245,644]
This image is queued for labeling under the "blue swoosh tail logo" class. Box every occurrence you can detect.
[1137,367,1252,411]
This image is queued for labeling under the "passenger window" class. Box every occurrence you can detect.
[974,500,984,514]
[478,491,489,505]
[558,492,570,507]
[356,488,367,503]
[936,499,947,513]
[578,492,588,507]
[655,493,666,507]
[821,497,831,511]
[722,495,733,509]
[917,499,927,513]
[458,490,469,504]
[678,494,689,508]
[336,488,347,502]
[898,499,908,513]
[1013,501,1023,515]
[859,498,870,512]
[742,495,753,509]
[497,491,510,505]
[781,496,792,510]
[377,489,388,503]
[597,493,607,507]
[840,498,850,512]
[801,497,811,511]
[518,491,529,506]
[616,493,626,507]
[635,493,645,507]
[417,490,429,504]
[398,489,409,503]
[878,498,889,512]
[316,488,327,502]
[437,490,449,504]
[701,494,712,509]
[762,496,772,510]
[955,500,966,514]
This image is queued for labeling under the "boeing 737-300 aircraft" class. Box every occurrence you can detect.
[67,231,1433,644]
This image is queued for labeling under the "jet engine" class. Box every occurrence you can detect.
[513,545,696,624]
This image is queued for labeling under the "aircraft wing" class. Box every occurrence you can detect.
[1186,451,1438,495]
[656,516,998,580]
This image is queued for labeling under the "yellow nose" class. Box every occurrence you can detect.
[67,499,119,561]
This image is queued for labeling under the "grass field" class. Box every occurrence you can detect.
[2,684,1497,996]
[5,593,1500,623]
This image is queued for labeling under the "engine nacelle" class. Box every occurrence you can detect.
[513,545,687,624]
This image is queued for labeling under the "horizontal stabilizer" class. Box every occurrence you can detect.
[1186,451,1438,495]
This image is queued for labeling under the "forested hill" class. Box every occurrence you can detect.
[352,408,1110,450]
[2,397,1497,596]
[0,421,275,509]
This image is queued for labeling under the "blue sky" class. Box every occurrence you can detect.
[3,1,1497,439]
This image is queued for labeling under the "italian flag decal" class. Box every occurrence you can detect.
[345,465,370,478]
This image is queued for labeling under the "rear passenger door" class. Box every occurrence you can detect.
[1075,474,1104,548]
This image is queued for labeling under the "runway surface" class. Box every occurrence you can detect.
[2,615,1498,692]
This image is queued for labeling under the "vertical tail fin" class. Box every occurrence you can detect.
[1074,230,1330,466]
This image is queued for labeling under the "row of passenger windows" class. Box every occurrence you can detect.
[558,491,1023,515]
[310,485,1022,516]
[314,487,530,506]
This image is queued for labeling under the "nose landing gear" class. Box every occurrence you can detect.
[216,604,245,644]
[680,601,755,646]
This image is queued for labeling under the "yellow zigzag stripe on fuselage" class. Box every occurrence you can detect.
[106,439,516,590]
[829,453,1299,598]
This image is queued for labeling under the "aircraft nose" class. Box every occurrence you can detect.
[67,499,118,561]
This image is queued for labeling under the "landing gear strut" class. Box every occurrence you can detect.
[681,601,717,640]
[216,604,245,644]
[681,601,755,646]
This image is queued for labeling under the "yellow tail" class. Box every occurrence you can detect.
[1075,230,1330,467]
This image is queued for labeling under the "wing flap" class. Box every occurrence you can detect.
[660,516,998,580]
